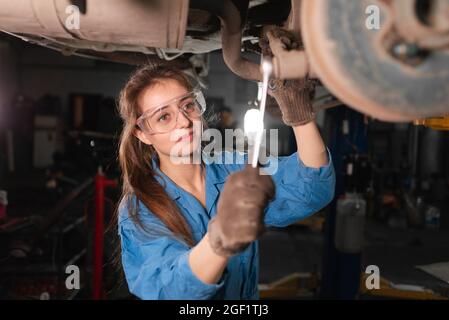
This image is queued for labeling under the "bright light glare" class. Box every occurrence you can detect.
[244,108,263,137]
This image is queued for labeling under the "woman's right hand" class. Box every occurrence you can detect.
[207,165,275,257]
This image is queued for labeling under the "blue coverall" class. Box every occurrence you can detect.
[118,150,336,299]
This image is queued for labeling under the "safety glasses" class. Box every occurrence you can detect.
[136,89,206,135]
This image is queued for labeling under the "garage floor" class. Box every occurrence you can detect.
[259,220,449,298]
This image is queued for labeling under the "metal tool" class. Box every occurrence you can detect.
[251,58,273,168]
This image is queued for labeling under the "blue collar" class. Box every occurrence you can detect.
[151,155,182,201]
[150,154,228,210]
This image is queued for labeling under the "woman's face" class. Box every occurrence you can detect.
[134,79,202,161]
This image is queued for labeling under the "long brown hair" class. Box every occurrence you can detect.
[115,63,195,247]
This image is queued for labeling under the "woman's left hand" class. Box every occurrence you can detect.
[260,26,317,126]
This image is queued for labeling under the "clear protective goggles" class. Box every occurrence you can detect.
[136,88,206,135]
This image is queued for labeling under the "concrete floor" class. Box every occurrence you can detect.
[362,220,449,294]
[259,220,449,297]
[259,226,322,284]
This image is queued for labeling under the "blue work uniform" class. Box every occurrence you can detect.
[118,150,336,299]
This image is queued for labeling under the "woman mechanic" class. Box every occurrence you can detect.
[116,28,336,300]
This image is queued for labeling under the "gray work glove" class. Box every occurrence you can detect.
[207,165,275,257]
[260,26,317,126]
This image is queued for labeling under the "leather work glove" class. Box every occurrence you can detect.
[207,165,275,257]
[260,26,317,126]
